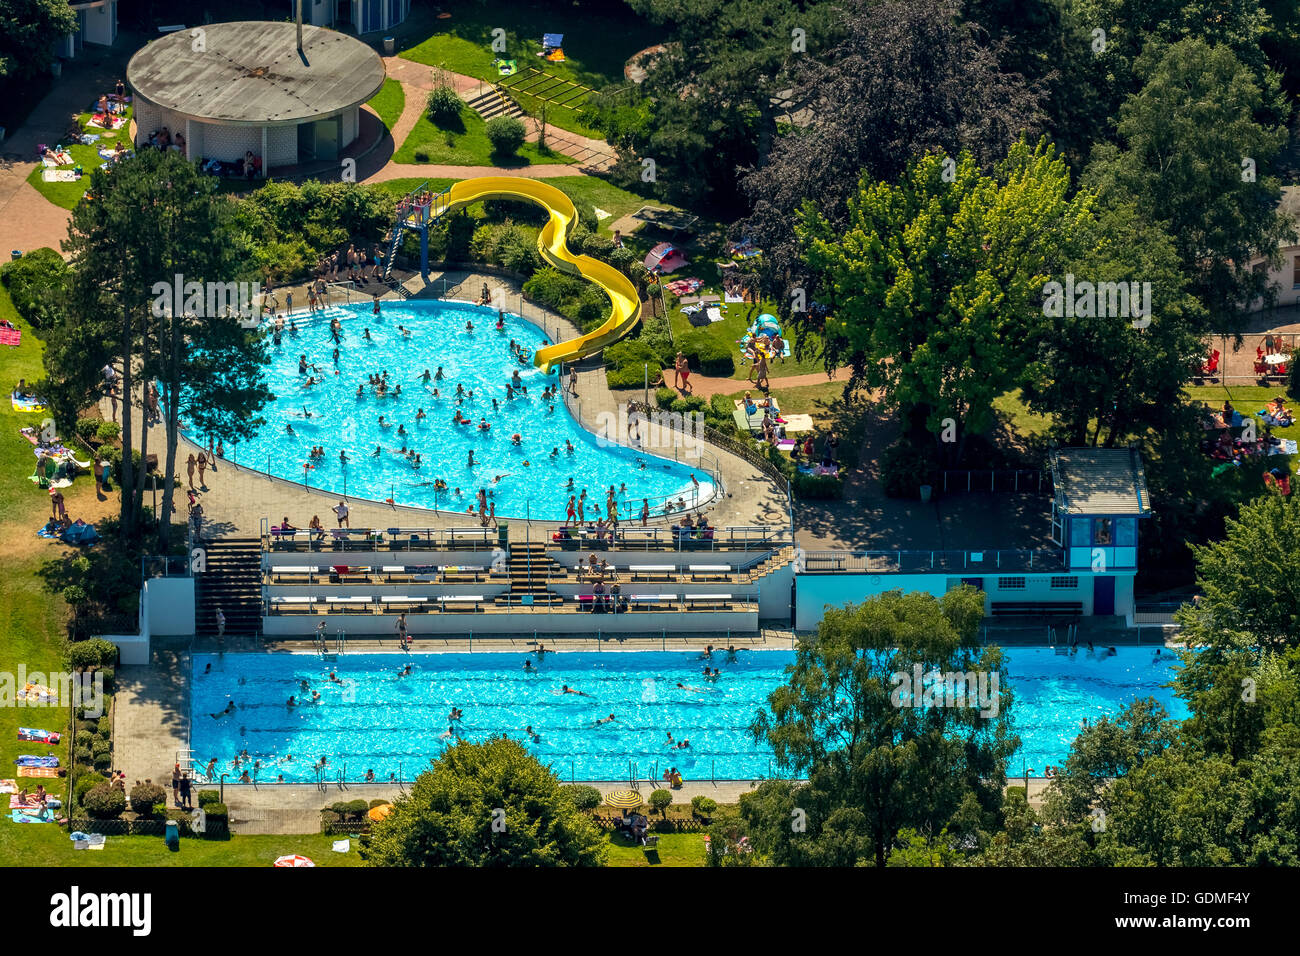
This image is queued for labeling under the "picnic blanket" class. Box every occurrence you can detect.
[11,396,44,412]
[17,684,57,704]
[1,327,21,347]
[42,169,79,183]
[15,755,59,768]
[23,729,63,749]
[11,808,58,823]
[665,278,703,296]
[10,795,61,810]
[16,767,61,778]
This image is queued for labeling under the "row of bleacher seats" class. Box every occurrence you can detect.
[266,592,757,615]
[264,524,791,553]
[263,561,747,586]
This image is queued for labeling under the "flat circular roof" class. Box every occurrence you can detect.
[127,22,385,126]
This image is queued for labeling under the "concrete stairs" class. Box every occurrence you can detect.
[197,537,262,636]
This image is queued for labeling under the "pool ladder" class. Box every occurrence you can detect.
[317,629,346,660]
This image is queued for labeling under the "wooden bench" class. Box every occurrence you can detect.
[448,528,491,549]
[685,593,733,609]
[990,601,1083,617]
[437,595,484,612]
[689,563,732,581]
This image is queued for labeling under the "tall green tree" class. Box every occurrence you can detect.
[796,140,1091,462]
[750,587,1015,866]
[0,0,76,83]
[1082,38,1292,326]
[362,737,606,867]
[741,0,1043,349]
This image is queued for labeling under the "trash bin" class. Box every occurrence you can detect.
[51,61,62,79]
[10,250,21,261]
[164,820,179,849]
[919,484,933,503]
[383,36,395,55]
[497,521,509,547]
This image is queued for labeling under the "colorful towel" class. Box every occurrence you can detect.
[15,755,60,768]
[10,795,60,810]
[16,767,61,778]
[86,115,126,130]
[42,169,79,183]
[18,729,60,744]
[1,327,21,347]
[79,133,100,145]
[665,278,703,296]
[17,684,57,704]
[11,396,44,412]
[11,808,57,823]
[41,150,74,167]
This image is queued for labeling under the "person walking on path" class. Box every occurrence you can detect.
[171,764,181,806]
[178,772,192,811]
[196,452,208,488]
[186,453,197,490]
[673,352,692,393]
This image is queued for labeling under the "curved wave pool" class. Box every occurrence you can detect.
[190,647,1188,783]
[217,301,711,520]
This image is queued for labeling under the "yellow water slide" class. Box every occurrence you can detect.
[437,176,641,372]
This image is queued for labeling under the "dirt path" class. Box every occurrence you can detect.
[658,366,853,400]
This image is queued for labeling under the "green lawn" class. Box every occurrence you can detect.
[0,289,76,856]
[0,829,364,867]
[604,831,707,867]
[546,177,660,237]
[368,177,460,200]
[26,108,134,209]
[397,1,659,137]
[367,78,406,132]
[393,106,568,168]
[768,379,856,417]
[993,390,1054,440]
[667,294,828,381]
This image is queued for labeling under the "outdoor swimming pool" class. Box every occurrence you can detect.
[190,647,1188,783]
[217,301,711,520]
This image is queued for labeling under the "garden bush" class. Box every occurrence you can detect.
[794,473,844,499]
[425,86,462,126]
[91,738,111,757]
[92,753,112,772]
[74,773,108,805]
[129,783,166,817]
[678,330,735,376]
[96,716,112,737]
[75,730,94,750]
[82,783,126,820]
[649,789,674,817]
[0,247,68,329]
[413,148,430,163]
[66,636,118,671]
[203,803,229,826]
[563,784,604,812]
[880,436,940,499]
[691,795,718,816]
[197,790,221,807]
[369,798,390,809]
[485,116,526,157]
[95,420,121,444]
[74,746,92,765]
[655,386,676,407]
[75,417,100,439]
[574,285,611,329]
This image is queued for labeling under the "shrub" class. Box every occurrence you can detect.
[678,330,735,376]
[95,420,121,444]
[82,783,126,819]
[76,718,98,735]
[346,798,370,819]
[99,666,115,693]
[74,745,92,765]
[671,395,707,416]
[75,417,100,439]
[574,285,610,329]
[413,148,430,163]
[91,738,111,757]
[66,636,118,671]
[0,247,68,329]
[426,86,463,126]
[96,716,112,738]
[880,436,940,499]
[649,789,673,817]
[203,802,229,826]
[485,116,526,157]
[655,386,676,407]
[369,798,390,809]
[691,795,717,816]
[92,753,113,772]
[794,474,844,499]
[74,773,108,804]
[129,783,166,816]
[75,730,94,749]
[522,267,586,311]
[563,784,604,812]
[197,790,221,807]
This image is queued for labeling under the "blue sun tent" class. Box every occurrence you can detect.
[542,33,564,51]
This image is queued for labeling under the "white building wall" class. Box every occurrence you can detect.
[266,125,299,168]
[1247,245,1300,310]
[143,576,195,636]
[83,1,117,46]
[343,107,359,145]
[195,122,263,164]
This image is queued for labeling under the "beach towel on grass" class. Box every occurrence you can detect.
[11,795,60,810]
[16,767,61,778]
[15,755,59,768]
[86,115,126,130]
[11,808,57,823]
[18,728,60,744]
[42,169,79,183]
[1,327,21,347]
[0,780,16,794]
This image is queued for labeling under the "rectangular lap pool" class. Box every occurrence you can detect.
[190,647,1188,783]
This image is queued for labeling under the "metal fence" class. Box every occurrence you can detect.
[940,469,1050,494]
[799,549,1065,573]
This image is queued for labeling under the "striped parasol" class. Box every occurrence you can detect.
[273,854,316,867]
[605,789,642,810]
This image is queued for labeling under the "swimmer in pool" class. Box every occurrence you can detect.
[209,701,236,719]
[523,660,535,672]
[561,685,589,697]
[524,724,541,743]
[594,713,616,726]
[372,445,382,456]
[421,369,431,383]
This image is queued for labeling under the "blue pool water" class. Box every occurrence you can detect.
[219,301,710,519]
[190,647,1188,783]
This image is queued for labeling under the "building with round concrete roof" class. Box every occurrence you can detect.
[126,20,386,176]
